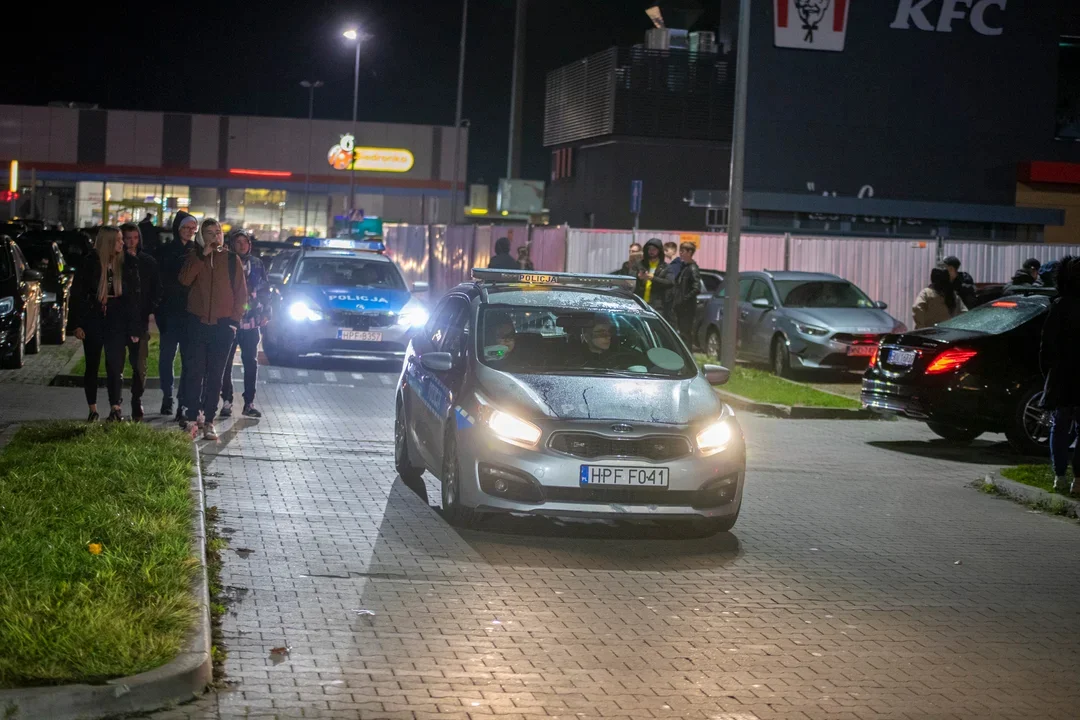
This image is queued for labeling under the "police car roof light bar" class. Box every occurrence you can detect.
[301,237,385,253]
[471,269,637,291]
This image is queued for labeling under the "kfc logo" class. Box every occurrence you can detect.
[774,0,851,52]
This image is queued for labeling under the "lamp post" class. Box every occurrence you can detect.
[300,80,324,237]
[343,28,363,214]
[450,0,468,224]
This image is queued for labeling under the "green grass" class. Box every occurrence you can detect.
[696,356,862,410]
[0,422,197,688]
[71,333,181,379]
[1001,465,1074,494]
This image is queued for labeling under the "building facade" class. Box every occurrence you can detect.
[0,105,468,239]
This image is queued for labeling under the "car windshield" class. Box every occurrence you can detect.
[774,280,874,308]
[294,257,405,290]
[937,299,1047,334]
[478,305,695,379]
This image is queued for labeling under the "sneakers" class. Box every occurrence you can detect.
[174,407,185,423]
[161,398,174,416]
[87,410,99,423]
[203,423,219,441]
[242,404,262,418]
[1054,476,1070,493]
[196,411,206,430]
[220,401,233,418]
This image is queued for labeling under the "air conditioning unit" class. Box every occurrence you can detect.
[689,31,718,55]
[646,28,689,51]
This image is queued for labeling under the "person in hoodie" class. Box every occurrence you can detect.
[158,211,198,419]
[179,218,248,441]
[942,256,978,310]
[1040,256,1080,494]
[488,236,520,270]
[120,222,162,421]
[1006,258,1042,292]
[912,265,965,329]
[632,238,673,312]
[219,230,270,419]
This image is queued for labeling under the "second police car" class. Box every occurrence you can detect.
[262,237,430,364]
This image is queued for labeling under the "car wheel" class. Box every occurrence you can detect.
[26,316,41,355]
[2,322,25,369]
[705,328,722,360]
[771,336,792,378]
[394,397,425,483]
[1006,385,1052,456]
[441,428,480,529]
[926,422,983,443]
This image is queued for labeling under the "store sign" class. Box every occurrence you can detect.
[327,134,415,173]
[890,0,1006,36]
[774,0,851,52]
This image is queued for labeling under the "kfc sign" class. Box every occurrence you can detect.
[890,0,1006,36]
[774,0,851,52]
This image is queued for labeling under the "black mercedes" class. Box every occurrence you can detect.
[862,291,1054,455]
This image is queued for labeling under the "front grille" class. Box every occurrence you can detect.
[548,433,692,461]
[832,333,880,345]
[329,311,397,330]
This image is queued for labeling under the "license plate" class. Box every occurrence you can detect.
[887,349,917,366]
[580,465,670,487]
[847,345,877,357]
[337,329,383,342]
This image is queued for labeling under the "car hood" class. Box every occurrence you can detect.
[290,286,411,313]
[475,367,724,425]
[784,307,898,333]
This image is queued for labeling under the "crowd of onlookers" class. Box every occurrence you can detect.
[604,238,702,346]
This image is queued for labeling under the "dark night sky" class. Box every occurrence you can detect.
[1,0,708,186]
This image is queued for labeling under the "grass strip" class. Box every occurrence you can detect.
[1000,464,1074,494]
[696,356,861,410]
[0,422,197,688]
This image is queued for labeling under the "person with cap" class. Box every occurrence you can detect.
[220,230,270,419]
[157,211,199,420]
[120,222,161,421]
[138,212,161,257]
[488,236,520,270]
[1012,258,1042,287]
[942,256,978,310]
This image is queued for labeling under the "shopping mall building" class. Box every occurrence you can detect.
[0,104,467,239]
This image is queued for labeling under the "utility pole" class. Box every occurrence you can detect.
[300,80,323,237]
[506,0,526,180]
[720,0,751,370]
[451,0,468,224]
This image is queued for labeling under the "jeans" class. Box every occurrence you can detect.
[183,316,237,423]
[126,330,151,403]
[674,305,696,349]
[83,330,127,408]
[1050,407,1079,478]
[159,313,188,408]
[221,327,260,407]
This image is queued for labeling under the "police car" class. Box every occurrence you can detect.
[395,269,745,535]
[262,237,429,364]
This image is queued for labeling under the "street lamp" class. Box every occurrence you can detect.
[450,0,468,224]
[300,80,324,237]
[343,27,364,215]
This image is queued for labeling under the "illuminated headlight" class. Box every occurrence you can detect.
[397,299,430,328]
[0,296,13,316]
[794,322,829,337]
[287,300,323,322]
[41,292,57,304]
[696,418,735,456]
[475,394,541,448]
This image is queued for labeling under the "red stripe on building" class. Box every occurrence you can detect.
[1019,161,1080,185]
[776,0,789,28]
[834,0,848,31]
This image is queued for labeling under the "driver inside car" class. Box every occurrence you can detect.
[483,314,517,364]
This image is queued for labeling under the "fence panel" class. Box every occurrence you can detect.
[528,225,568,272]
[428,224,476,295]
[383,224,429,289]
[565,229,637,274]
[943,241,1080,284]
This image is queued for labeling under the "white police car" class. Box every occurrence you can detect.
[262,237,429,364]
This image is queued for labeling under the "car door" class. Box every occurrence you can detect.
[406,296,468,469]
[427,297,472,464]
[11,244,40,339]
[739,280,775,360]
[734,278,760,358]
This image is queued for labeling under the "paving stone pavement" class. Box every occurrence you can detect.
[4,371,1080,719]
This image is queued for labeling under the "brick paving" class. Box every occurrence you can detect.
[4,370,1080,719]
[0,336,80,385]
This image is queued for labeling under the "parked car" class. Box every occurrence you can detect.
[862,290,1055,455]
[692,269,724,349]
[0,235,44,368]
[14,235,73,343]
[697,271,905,376]
[20,230,94,277]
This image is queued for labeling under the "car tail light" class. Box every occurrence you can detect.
[925,348,978,375]
[991,301,1018,308]
[869,344,880,367]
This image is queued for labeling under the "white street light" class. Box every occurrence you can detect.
[343,28,358,40]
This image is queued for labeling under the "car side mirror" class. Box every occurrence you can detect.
[268,272,285,285]
[702,364,730,385]
[420,351,454,372]
[412,281,430,293]
[872,300,888,310]
[23,269,43,282]
[751,297,773,310]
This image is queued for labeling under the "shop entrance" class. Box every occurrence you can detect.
[104,200,162,226]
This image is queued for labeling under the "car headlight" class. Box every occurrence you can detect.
[474,394,542,448]
[287,300,323,322]
[794,322,829,337]
[397,299,430,328]
[0,296,13,316]
[696,418,735,456]
[41,292,57,304]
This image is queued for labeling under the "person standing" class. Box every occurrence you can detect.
[69,227,141,422]
[611,242,642,275]
[632,238,672,313]
[912,265,965,329]
[488,237,520,270]
[1040,256,1080,494]
[179,218,248,441]
[942,256,978,310]
[663,241,678,264]
[220,231,269,419]
[663,244,686,323]
[120,223,161,421]
[670,242,701,347]
[138,213,161,257]
[158,211,198,420]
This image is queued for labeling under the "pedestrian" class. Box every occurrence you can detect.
[1038,259,1061,289]
[1012,258,1042,287]
[670,242,701,347]
[663,241,678,264]
[488,237,520,269]
[120,222,161,421]
[517,243,534,271]
[69,226,141,423]
[138,212,161,257]
[1039,256,1080,494]
[179,218,248,441]
[611,242,642,275]
[158,211,198,420]
[912,265,965,329]
[220,230,269,419]
[664,243,686,323]
[632,238,673,312]
[942,256,978,309]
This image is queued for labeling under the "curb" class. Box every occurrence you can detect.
[0,444,212,719]
[715,388,881,420]
[981,475,1080,519]
[50,374,164,390]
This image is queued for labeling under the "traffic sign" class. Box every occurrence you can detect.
[630,180,643,214]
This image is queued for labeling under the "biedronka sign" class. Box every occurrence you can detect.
[328,134,415,173]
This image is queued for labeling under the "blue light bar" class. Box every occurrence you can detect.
[301,237,385,253]
[471,268,637,291]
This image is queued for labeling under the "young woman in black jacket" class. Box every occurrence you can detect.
[1041,256,1080,494]
[70,226,141,422]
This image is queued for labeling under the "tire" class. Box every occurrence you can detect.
[394,397,425,483]
[926,422,983,443]
[771,336,792,378]
[2,321,25,369]
[441,428,480,529]
[1005,385,1052,456]
[705,328,722,361]
[26,316,41,355]
[45,302,67,344]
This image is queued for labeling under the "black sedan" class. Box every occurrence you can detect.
[15,235,73,343]
[862,292,1054,455]
[0,235,44,368]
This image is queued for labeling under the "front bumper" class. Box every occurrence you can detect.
[265,318,419,359]
[456,420,746,520]
[788,333,881,371]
